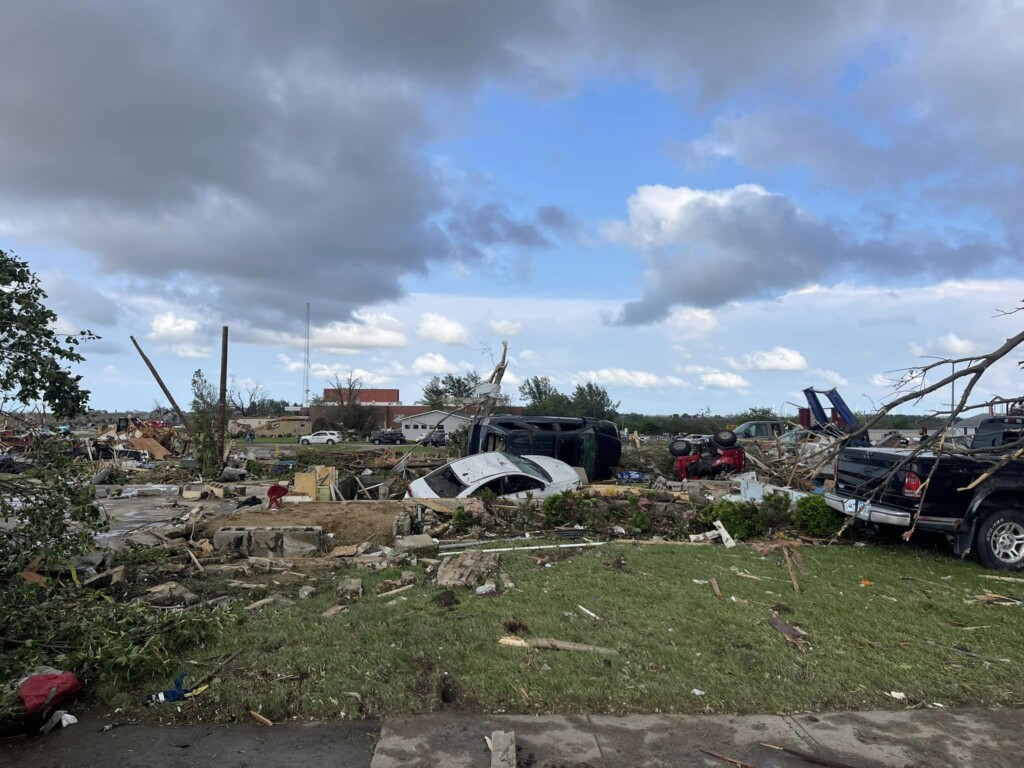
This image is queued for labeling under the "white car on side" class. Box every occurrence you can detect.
[297,430,342,445]
[406,452,584,501]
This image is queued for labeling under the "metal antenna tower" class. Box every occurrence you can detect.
[303,301,311,407]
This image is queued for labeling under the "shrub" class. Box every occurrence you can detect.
[794,494,844,537]
[760,492,793,527]
[701,500,766,540]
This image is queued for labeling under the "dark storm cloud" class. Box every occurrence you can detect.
[3,1,1024,337]
[608,184,1003,325]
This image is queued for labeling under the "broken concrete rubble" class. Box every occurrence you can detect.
[437,550,500,588]
[395,534,439,558]
[212,526,324,558]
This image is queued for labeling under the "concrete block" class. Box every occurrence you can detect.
[394,534,439,557]
[212,528,248,553]
[281,527,324,557]
[248,528,284,558]
[337,578,363,600]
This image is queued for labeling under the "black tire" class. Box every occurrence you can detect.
[300,439,310,445]
[373,439,381,445]
[976,508,1024,570]
[669,438,693,457]
[713,429,738,448]
[325,439,335,445]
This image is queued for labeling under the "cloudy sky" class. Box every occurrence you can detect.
[4,1,1023,416]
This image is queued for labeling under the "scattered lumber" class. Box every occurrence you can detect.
[498,636,615,655]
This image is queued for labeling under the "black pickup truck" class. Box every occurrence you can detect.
[826,417,1024,569]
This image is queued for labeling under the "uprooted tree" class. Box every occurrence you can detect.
[809,303,1024,540]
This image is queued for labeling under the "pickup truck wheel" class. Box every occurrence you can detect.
[977,509,1024,570]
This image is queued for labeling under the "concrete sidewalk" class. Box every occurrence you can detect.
[3,707,1020,767]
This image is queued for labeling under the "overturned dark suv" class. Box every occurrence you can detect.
[466,415,622,481]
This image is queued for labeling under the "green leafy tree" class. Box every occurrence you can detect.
[734,406,778,422]
[1,249,96,418]
[420,375,446,409]
[518,376,559,407]
[526,392,573,415]
[570,382,619,420]
[0,249,100,575]
[190,370,221,477]
[441,371,481,400]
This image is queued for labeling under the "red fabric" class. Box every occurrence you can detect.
[18,672,82,715]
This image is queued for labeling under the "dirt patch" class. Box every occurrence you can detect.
[772,603,794,615]
[607,555,630,572]
[197,500,419,545]
[431,590,459,609]
[502,617,530,635]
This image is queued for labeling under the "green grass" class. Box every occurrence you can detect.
[99,543,1024,723]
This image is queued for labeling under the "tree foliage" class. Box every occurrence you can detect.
[190,369,221,477]
[228,378,289,416]
[327,373,378,435]
[518,376,558,406]
[1,248,96,418]
[420,376,447,409]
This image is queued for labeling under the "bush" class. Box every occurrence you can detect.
[760,492,793,528]
[794,494,844,537]
[701,500,766,540]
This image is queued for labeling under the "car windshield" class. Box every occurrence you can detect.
[425,466,468,496]
[502,453,551,482]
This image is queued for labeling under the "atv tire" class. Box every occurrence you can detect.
[669,438,693,457]
[712,429,738,448]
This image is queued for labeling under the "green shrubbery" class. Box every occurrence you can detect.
[794,494,844,537]
[700,500,767,540]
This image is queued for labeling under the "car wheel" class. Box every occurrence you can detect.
[301,439,310,445]
[712,429,738,448]
[976,508,1024,570]
[668,438,693,457]
[373,439,381,445]
[325,439,335,445]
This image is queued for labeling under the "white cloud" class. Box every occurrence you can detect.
[663,307,719,340]
[170,343,211,359]
[489,319,523,337]
[418,313,469,345]
[700,371,750,389]
[276,354,394,385]
[101,365,120,375]
[726,346,808,371]
[809,368,849,387]
[519,349,537,361]
[869,373,894,387]
[239,312,407,354]
[575,368,686,388]
[909,333,978,358]
[411,352,458,375]
[147,311,199,342]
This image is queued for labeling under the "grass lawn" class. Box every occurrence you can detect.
[102,541,1024,723]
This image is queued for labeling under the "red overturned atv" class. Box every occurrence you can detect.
[670,430,745,480]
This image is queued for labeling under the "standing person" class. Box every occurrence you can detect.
[918,427,928,444]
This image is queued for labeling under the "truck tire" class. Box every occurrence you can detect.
[300,439,310,445]
[668,438,693,457]
[976,508,1024,570]
[713,430,738,448]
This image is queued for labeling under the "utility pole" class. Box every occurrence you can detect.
[130,335,193,436]
[218,326,229,461]
[303,301,311,408]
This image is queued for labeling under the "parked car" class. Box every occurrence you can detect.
[406,452,583,501]
[370,429,407,445]
[827,416,1024,569]
[297,430,341,445]
[422,431,447,447]
[466,415,622,481]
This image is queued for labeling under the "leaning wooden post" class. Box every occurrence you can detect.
[130,335,193,437]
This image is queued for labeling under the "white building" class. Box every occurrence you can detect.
[396,410,472,437]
